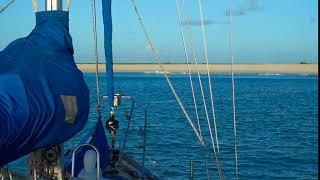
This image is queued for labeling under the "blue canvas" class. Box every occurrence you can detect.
[0,11,89,166]
[102,0,114,112]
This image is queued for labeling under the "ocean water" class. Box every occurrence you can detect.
[9,73,318,179]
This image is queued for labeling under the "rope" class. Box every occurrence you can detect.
[66,0,71,11]
[91,0,102,120]
[311,0,317,175]
[174,0,203,141]
[312,0,317,76]
[196,0,224,178]
[176,1,224,178]
[197,0,220,153]
[228,5,239,180]
[180,0,212,145]
[0,0,15,14]
[31,0,38,12]
[28,150,48,178]
[120,101,135,152]
[130,0,205,147]
[180,0,210,138]
[197,0,221,165]
[180,0,224,178]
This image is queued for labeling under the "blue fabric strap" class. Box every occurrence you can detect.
[102,0,114,113]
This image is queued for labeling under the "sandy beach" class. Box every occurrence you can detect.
[76,64,318,75]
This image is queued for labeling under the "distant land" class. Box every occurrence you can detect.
[76,64,318,75]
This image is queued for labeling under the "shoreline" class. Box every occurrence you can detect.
[76,64,318,75]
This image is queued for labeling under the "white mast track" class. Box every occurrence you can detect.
[45,0,62,11]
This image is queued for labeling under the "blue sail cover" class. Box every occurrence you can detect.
[0,11,89,165]
[102,0,114,112]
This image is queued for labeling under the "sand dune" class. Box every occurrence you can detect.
[76,64,318,75]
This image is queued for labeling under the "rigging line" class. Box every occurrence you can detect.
[130,0,205,147]
[177,0,222,178]
[197,0,224,178]
[197,0,220,153]
[312,0,317,76]
[180,0,222,177]
[0,0,15,14]
[31,0,38,12]
[196,2,224,178]
[228,5,239,180]
[311,0,318,170]
[120,101,135,152]
[180,0,212,148]
[91,0,102,119]
[174,0,203,141]
[66,0,71,11]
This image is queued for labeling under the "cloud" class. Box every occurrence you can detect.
[181,20,228,26]
[225,0,263,16]
[178,0,263,26]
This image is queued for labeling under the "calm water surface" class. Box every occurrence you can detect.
[10,73,318,179]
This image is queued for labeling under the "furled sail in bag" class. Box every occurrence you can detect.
[102,0,114,113]
[0,11,90,166]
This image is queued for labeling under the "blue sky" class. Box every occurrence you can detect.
[0,0,318,64]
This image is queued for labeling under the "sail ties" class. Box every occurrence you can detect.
[130,0,205,147]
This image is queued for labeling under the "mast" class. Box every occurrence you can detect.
[45,0,62,11]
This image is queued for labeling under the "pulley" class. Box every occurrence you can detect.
[106,114,119,135]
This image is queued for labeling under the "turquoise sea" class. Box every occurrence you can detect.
[10,73,318,179]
